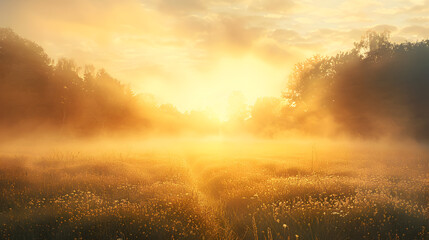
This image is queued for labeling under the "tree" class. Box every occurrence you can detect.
[284,31,429,139]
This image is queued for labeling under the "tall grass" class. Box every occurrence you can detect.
[0,141,427,239]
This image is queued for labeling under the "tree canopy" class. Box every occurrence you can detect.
[0,28,219,138]
[284,31,429,139]
[1,28,428,140]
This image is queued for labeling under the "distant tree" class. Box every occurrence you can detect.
[0,28,55,127]
[284,31,429,139]
[0,28,141,136]
[227,91,249,122]
[0,28,221,138]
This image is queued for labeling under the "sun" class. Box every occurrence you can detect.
[186,54,289,122]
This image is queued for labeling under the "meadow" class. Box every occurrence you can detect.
[0,138,428,240]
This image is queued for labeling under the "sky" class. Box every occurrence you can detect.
[1,0,428,120]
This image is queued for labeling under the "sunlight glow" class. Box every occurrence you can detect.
[186,55,288,121]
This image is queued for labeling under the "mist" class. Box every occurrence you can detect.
[1,29,428,143]
[1,28,428,239]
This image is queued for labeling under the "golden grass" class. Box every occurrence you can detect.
[0,139,428,239]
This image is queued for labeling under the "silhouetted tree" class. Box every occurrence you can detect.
[0,28,221,138]
[0,28,141,136]
[284,31,429,139]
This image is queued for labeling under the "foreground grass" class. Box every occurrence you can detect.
[0,140,428,239]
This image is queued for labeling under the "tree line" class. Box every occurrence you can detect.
[282,32,429,140]
[0,28,219,138]
[1,28,428,140]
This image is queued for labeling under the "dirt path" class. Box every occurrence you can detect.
[180,155,238,239]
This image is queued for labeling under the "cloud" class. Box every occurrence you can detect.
[369,24,398,33]
[144,0,207,15]
[400,25,429,38]
[178,16,259,58]
[270,29,304,43]
[253,40,303,66]
[249,0,296,13]
[403,0,429,14]
[406,16,429,24]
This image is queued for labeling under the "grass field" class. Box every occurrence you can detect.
[0,139,428,239]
